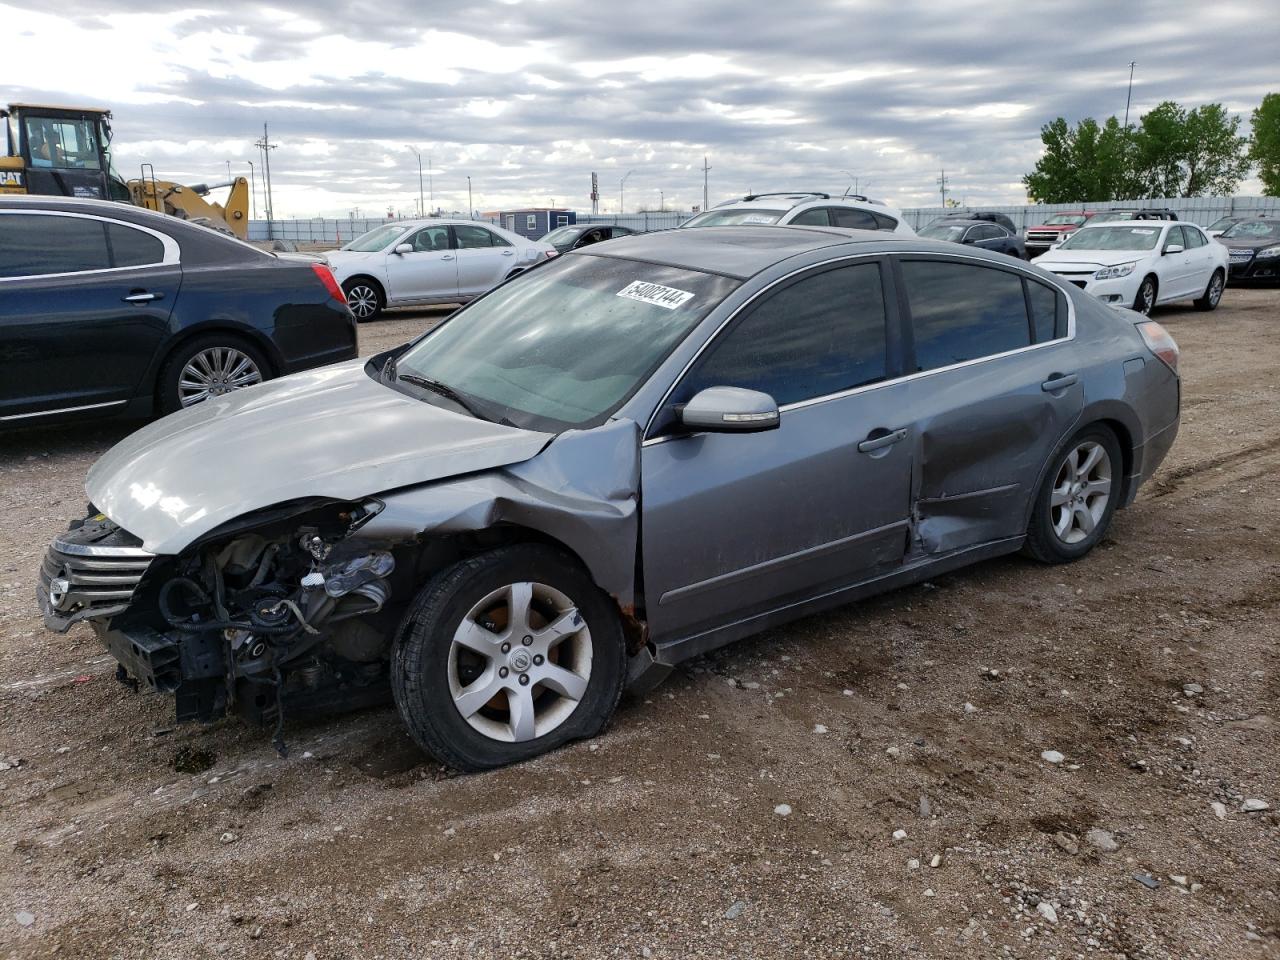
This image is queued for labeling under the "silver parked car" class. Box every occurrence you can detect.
[37,226,1181,770]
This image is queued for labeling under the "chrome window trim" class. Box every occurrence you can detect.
[0,208,180,282]
[640,249,1077,446]
[0,398,128,421]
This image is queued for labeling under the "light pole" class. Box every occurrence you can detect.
[246,160,257,219]
[467,176,473,219]
[620,169,635,213]
[1123,61,1137,131]
[405,146,424,216]
[659,189,664,212]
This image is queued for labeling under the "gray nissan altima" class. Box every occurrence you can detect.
[36,225,1181,771]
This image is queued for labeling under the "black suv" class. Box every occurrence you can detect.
[1,197,357,426]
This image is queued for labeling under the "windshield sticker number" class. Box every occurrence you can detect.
[741,215,775,224]
[1132,228,1156,235]
[616,280,695,310]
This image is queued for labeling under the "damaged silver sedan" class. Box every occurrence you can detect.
[37,226,1181,770]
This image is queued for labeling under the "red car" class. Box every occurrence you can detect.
[1025,212,1096,257]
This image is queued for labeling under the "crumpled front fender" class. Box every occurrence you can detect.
[359,418,641,607]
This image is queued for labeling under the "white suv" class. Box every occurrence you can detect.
[681,192,915,235]
[326,219,555,321]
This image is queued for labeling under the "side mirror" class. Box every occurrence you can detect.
[394,243,413,255]
[1163,243,1184,255]
[679,386,779,433]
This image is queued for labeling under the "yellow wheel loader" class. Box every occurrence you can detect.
[2,102,250,239]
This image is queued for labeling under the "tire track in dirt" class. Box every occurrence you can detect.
[1148,432,1280,500]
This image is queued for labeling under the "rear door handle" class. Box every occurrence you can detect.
[502,250,514,256]
[441,254,455,260]
[122,292,162,303]
[1041,373,1079,392]
[857,428,908,453]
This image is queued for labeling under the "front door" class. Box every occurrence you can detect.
[0,211,178,420]
[891,256,1084,554]
[384,224,458,302]
[641,259,913,642]
[452,224,517,298]
[1158,226,1196,300]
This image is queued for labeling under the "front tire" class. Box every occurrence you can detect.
[1133,276,1157,315]
[342,278,384,322]
[1194,269,1225,311]
[391,545,626,772]
[1023,426,1123,564]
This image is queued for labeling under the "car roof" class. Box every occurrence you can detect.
[928,218,986,227]
[574,224,913,280]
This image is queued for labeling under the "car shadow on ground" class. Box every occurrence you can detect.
[0,419,142,462]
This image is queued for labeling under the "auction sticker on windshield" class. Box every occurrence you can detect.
[616,280,695,310]
[1132,228,1156,235]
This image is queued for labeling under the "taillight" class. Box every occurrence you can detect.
[311,263,347,307]
[1137,320,1179,373]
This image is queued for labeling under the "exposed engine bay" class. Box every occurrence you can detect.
[44,500,415,753]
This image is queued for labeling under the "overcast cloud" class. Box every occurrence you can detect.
[4,0,1276,217]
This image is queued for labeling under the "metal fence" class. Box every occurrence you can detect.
[248,197,1280,246]
[898,196,1280,232]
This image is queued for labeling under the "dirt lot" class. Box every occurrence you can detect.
[2,291,1278,960]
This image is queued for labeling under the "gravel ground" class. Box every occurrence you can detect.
[1,292,1278,960]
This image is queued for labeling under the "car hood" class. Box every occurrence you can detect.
[1033,248,1153,270]
[1219,236,1278,252]
[86,359,553,555]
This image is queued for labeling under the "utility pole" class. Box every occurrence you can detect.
[405,146,424,216]
[428,157,433,214]
[1123,60,1137,131]
[255,124,277,238]
[659,189,664,212]
[702,155,711,212]
[246,160,256,219]
[936,168,949,208]
[467,176,473,219]
[620,169,635,214]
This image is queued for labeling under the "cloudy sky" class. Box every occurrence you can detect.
[5,0,1276,219]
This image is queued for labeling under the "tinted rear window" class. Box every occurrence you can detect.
[107,223,164,267]
[0,214,111,277]
[900,260,1031,371]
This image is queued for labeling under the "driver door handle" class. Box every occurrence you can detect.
[857,428,907,453]
[441,254,455,260]
[122,291,162,303]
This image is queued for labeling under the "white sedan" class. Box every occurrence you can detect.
[326,220,556,321]
[1032,221,1228,315]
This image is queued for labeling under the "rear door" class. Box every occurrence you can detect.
[453,224,517,297]
[890,255,1083,554]
[641,259,913,642]
[0,211,179,422]
[383,224,458,301]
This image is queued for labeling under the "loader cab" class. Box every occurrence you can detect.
[2,104,128,201]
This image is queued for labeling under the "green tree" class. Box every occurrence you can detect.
[1133,101,1249,196]
[1023,116,1136,203]
[1250,93,1280,196]
[1024,100,1250,202]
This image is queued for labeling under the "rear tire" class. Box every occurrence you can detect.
[342,277,384,322]
[157,334,270,414]
[391,545,626,772]
[1194,269,1225,311]
[1023,425,1123,564]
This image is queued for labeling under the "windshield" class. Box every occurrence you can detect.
[682,208,786,227]
[1059,225,1162,251]
[920,224,968,242]
[341,224,408,252]
[1087,212,1136,224]
[24,116,102,170]
[541,226,583,244]
[1221,220,1280,240]
[392,255,739,431]
[1042,214,1088,226]
[1208,217,1239,231]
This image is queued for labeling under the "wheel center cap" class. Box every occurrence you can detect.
[508,649,532,673]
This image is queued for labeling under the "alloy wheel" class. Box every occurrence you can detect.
[1208,273,1224,306]
[447,581,593,743]
[1050,441,1112,545]
[346,284,379,319]
[1137,279,1156,315]
[178,347,263,407]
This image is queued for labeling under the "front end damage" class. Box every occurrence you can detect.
[40,502,403,744]
[36,419,658,745]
